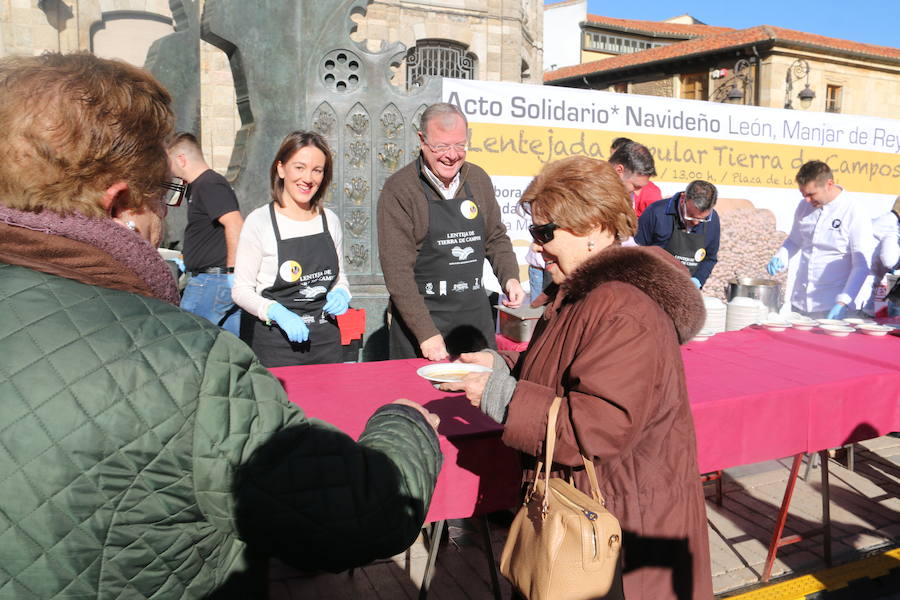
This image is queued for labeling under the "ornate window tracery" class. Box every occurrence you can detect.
[406,39,476,89]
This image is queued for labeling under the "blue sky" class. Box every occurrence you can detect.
[577,0,898,48]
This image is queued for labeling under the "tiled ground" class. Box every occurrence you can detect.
[270,435,900,599]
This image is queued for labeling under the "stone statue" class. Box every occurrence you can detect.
[154,0,442,359]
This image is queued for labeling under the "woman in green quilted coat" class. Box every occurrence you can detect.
[0,53,443,598]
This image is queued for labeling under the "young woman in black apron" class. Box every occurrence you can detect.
[242,203,343,366]
[389,173,497,358]
[236,131,349,367]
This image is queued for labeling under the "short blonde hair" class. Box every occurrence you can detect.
[519,156,636,239]
[0,52,173,217]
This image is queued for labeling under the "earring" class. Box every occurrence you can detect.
[587,240,595,251]
[125,220,137,231]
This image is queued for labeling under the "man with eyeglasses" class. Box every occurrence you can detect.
[167,132,244,335]
[378,102,524,361]
[635,180,720,289]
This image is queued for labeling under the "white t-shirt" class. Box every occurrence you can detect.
[232,204,350,322]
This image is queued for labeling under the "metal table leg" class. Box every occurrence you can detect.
[820,449,832,567]
[418,516,504,599]
[762,452,833,582]
[763,453,804,582]
[477,515,503,600]
[419,520,445,600]
[701,470,724,506]
[802,451,819,481]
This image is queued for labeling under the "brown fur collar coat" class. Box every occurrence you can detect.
[552,244,706,344]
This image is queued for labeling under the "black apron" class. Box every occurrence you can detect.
[389,177,497,358]
[664,196,707,276]
[241,204,342,367]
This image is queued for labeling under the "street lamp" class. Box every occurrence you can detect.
[712,58,753,104]
[726,84,744,102]
[785,59,815,110]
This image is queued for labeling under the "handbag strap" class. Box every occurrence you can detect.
[541,397,606,505]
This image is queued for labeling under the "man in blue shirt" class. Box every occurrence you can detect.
[635,180,720,289]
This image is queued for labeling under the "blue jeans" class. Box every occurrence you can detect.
[890,301,900,317]
[528,265,548,302]
[180,273,240,336]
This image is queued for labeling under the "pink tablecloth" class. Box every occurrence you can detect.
[270,359,522,524]
[684,327,900,472]
[272,327,900,522]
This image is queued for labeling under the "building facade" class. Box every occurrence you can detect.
[0,0,239,173]
[543,14,900,119]
[352,0,542,87]
[1,1,541,172]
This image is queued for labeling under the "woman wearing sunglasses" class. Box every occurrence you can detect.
[441,156,712,600]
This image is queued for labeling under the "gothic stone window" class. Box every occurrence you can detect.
[406,39,476,89]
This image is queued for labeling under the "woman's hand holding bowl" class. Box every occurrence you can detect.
[439,371,490,407]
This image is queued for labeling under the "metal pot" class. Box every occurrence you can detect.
[726,278,781,314]
[496,304,545,342]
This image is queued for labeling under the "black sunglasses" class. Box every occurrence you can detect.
[160,177,187,207]
[528,222,560,244]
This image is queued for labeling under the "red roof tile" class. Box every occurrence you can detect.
[584,14,733,38]
[545,24,900,83]
[766,25,900,61]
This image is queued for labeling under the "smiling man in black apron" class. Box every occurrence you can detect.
[377,103,524,361]
[635,180,720,289]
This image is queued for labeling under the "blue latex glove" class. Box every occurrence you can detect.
[322,288,350,316]
[767,256,784,275]
[267,303,309,343]
[169,257,185,273]
[690,277,701,289]
[826,303,847,320]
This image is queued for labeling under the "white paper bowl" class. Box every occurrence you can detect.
[819,324,855,337]
[790,319,816,331]
[841,317,867,326]
[761,320,791,332]
[856,323,892,336]
[816,319,845,327]
[691,330,715,342]
[416,362,492,383]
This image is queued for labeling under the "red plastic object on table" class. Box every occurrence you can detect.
[336,308,366,345]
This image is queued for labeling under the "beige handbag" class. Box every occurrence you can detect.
[500,397,624,600]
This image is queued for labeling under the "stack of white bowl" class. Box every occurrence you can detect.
[726,296,766,331]
[702,296,727,333]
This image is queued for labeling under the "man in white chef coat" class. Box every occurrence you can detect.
[767,160,874,319]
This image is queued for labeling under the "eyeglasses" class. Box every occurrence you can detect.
[528,222,560,245]
[421,136,468,155]
[160,177,187,207]
[680,197,711,224]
